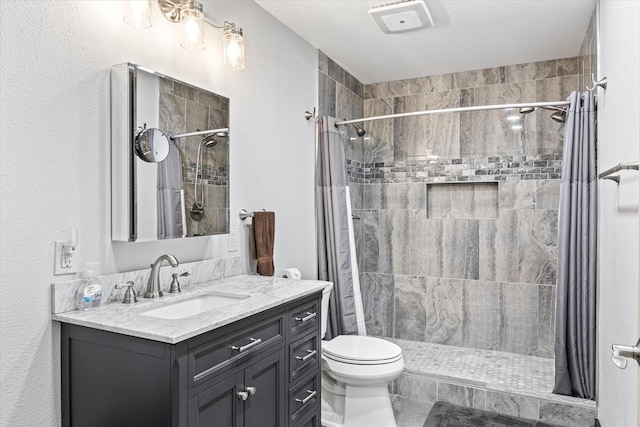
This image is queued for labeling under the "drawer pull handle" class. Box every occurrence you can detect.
[237,391,249,401]
[295,390,317,405]
[296,349,317,362]
[232,337,262,352]
[295,312,317,323]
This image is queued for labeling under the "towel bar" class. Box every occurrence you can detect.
[239,209,267,222]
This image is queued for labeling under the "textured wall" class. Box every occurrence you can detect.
[317,54,584,357]
[0,2,316,426]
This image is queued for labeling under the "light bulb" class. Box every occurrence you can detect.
[180,4,204,51]
[223,24,245,70]
[123,0,152,28]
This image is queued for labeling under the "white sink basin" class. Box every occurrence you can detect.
[140,293,250,320]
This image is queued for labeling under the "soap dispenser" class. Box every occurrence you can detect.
[76,264,103,310]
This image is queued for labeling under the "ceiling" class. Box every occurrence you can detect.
[254,0,596,84]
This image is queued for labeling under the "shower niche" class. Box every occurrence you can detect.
[111,63,229,242]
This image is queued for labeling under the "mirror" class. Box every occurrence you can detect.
[111,63,230,242]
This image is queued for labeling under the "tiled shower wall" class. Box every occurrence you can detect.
[317,51,582,358]
[159,77,229,237]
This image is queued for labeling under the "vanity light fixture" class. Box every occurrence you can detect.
[123,0,245,69]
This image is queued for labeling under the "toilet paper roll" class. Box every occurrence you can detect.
[278,268,301,280]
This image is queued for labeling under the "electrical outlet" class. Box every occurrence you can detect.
[228,229,239,252]
[54,241,78,275]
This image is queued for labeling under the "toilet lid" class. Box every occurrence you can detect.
[323,336,402,363]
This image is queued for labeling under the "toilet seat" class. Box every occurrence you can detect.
[322,335,402,365]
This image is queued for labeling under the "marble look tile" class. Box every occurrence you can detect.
[538,401,597,427]
[318,71,336,117]
[380,183,426,210]
[362,273,395,337]
[495,210,520,283]
[485,391,539,420]
[197,89,222,110]
[478,219,498,282]
[159,92,186,134]
[377,79,409,98]
[410,210,443,277]
[394,373,438,401]
[468,82,535,157]
[208,107,229,131]
[379,209,411,275]
[352,209,365,273]
[391,395,433,427]
[363,210,380,273]
[450,70,479,90]
[507,60,557,83]
[397,90,461,160]
[536,285,555,358]
[426,277,463,345]
[364,184,382,209]
[463,281,500,350]
[442,220,477,279]
[364,98,394,163]
[407,74,451,95]
[437,383,486,409]
[336,84,364,123]
[185,99,209,133]
[349,183,364,210]
[427,185,452,219]
[317,49,329,74]
[451,183,498,219]
[499,181,536,210]
[364,83,378,100]
[499,282,539,355]
[395,276,427,341]
[532,75,578,156]
[518,209,558,285]
[477,66,509,86]
[326,55,345,85]
[344,70,364,98]
[556,57,580,76]
[173,81,198,101]
[536,179,561,210]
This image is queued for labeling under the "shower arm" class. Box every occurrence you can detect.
[334,101,571,127]
[170,128,229,140]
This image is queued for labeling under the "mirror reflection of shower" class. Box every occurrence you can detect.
[190,131,229,222]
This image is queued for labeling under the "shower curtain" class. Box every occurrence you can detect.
[316,116,364,338]
[157,140,185,239]
[553,91,597,400]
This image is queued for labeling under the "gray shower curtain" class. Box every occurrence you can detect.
[157,140,184,239]
[316,116,358,339]
[553,91,597,400]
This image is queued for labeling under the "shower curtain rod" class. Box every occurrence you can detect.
[334,100,571,126]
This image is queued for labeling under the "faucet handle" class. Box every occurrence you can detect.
[169,272,190,293]
[115,281,137,304]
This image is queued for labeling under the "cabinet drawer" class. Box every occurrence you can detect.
[190,315,284,389]
[289,332,320,383]
[289,299,320,339]
[292,409,319,427]
[289,373,319,423]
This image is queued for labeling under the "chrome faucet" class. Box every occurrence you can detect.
[144,254,179,298]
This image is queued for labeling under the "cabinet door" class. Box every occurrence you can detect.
[188,371,244,427]
[244,348,286,427]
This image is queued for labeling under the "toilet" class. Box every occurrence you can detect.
[319,286,404,427]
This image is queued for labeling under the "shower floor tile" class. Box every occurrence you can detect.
[386,338,595,408]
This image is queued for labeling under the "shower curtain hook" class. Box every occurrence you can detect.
[587,74,608,92]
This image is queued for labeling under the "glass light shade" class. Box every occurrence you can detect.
[123,0,152,28]
[180,5,204,51]
[223,25,245,70]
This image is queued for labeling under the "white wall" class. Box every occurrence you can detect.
[0,1,316,425]
[596,1,640,426]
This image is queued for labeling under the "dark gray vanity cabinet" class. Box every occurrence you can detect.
[61,292,321,427]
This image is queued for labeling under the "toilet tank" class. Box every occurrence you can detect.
[321,284,332,338]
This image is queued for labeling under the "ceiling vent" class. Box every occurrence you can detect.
[368,0,434,34]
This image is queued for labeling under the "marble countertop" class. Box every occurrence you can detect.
[52,275,331,344]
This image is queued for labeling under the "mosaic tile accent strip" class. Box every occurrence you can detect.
[347,154,562,184]
[184,163,229,185]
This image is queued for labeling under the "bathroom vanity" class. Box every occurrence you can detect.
[54,275,327,427]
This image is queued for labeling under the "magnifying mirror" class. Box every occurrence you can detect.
[134,125,170,163]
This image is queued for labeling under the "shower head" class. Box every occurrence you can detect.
[518,105,566,123]
[352,123,366,137]
[200,131,229,147]
[519,107,535,115]
[550,110,566,123]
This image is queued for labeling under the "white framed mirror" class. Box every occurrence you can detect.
[111,63,230,242]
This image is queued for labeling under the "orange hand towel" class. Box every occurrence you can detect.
[252,211,275,276]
